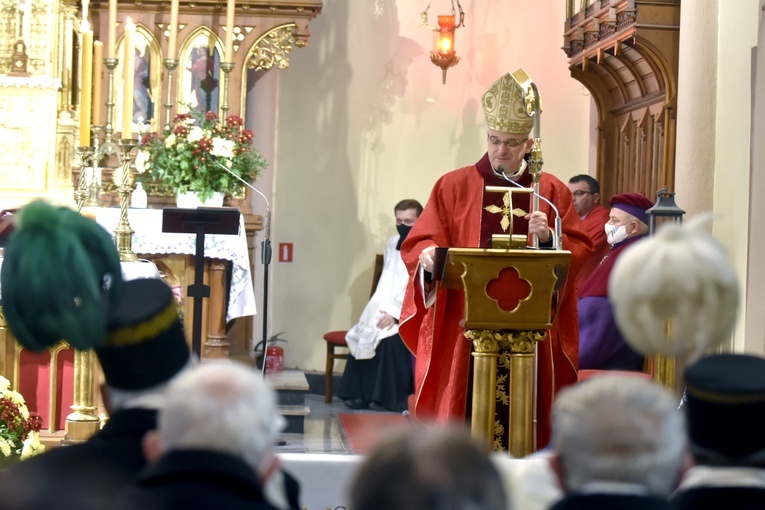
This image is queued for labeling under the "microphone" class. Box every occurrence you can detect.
[211,158,272,378]
[496,165,562,250]
[212,158,271,244]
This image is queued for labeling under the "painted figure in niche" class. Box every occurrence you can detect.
[133,36,154,124]
[186,43,220,113]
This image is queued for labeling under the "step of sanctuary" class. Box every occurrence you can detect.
[266,369,310,434]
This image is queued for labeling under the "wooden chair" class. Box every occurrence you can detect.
[323,254,384,403]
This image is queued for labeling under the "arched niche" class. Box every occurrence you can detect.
[177,26,224,116]
[116,23,163,133]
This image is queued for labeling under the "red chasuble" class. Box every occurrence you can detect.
[575,204,611,290]
[399,153,593,449]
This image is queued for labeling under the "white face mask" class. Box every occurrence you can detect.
[605,223,630,246]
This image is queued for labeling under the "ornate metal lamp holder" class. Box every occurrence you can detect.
[420,1,465,84]
[646,186,686,390]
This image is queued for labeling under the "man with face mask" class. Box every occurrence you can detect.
[339,199,423,412]
[577,193,653,370]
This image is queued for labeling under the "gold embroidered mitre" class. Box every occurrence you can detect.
[482,68,540,134]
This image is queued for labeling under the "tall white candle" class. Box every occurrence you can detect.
[225,0,234,61]
[169,0,179,60]
[92,40,103,125]
[108,0,117,58]
[122,19,135,138]
[79,27,93,145]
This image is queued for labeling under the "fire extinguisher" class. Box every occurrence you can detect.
[264,333,286,373]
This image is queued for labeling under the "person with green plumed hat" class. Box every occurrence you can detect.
[0,200,124,351]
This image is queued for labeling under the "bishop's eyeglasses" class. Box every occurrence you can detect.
[487,135,529,150]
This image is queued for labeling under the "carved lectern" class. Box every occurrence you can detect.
[438,248,570,457]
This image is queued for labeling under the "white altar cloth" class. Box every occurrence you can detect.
[278,453,363,510]
[96,207,256,321]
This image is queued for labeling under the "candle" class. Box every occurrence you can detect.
[92,40,103,125]
[79,27,93,145]
[225,0,234,61]
[169,0,179,60]
[108,0,117,58]
[122,19,135,138]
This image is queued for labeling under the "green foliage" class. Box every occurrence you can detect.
[136,110,267,201]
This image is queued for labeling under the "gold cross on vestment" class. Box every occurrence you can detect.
[484,186,532,234]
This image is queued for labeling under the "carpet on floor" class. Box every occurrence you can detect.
[338,413,413,454]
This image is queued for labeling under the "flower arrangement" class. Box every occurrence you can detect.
[0,375,44,461]
[135,110,267,202]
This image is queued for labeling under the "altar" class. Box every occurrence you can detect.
[95,207,256,323]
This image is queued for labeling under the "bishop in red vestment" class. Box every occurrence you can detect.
[399,69,592,450]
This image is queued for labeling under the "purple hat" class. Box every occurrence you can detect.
[609,193,654,225]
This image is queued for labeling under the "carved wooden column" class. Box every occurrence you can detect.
[204,260,230,359]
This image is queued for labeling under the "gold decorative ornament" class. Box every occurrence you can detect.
[246,24,297,71]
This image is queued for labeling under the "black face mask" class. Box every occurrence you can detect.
[396,224,412,250]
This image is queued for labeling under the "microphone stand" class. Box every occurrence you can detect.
[500,174,563,250]
[212,160,272,379]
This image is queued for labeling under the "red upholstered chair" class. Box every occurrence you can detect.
[323,254,384,403]
[323,330,350,403]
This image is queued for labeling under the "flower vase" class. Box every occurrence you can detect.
[175,191,224,208]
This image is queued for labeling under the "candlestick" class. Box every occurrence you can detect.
[99,57,120,163]
[122,20,135,138]
[79,28,93,146]
[169,0,179,60]
[220,61,233,124]
[92,40,103,125]
[225,0,234,61]
[87,125,103,206]
[108,0,117,58]
[114,139,139,262]
[74,146,94,212]
[163,58,179,131]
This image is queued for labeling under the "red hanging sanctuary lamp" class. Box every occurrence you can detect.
[420,0,465,84]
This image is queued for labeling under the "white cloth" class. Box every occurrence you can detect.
[95,207,256,321]
[492,451,564,510]
[676,465,765,491]
[120,259,161,281]
[345,235,408,360]
[0,259,159,299]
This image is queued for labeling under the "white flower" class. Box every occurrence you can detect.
[0,376,9,391]
[7,390,24,406]
[187,127,204,143]
[0,437,11,458]
[164,134,177,148]
[20,431,45,460]
[134,150,150,174]
[210,137,235,159]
